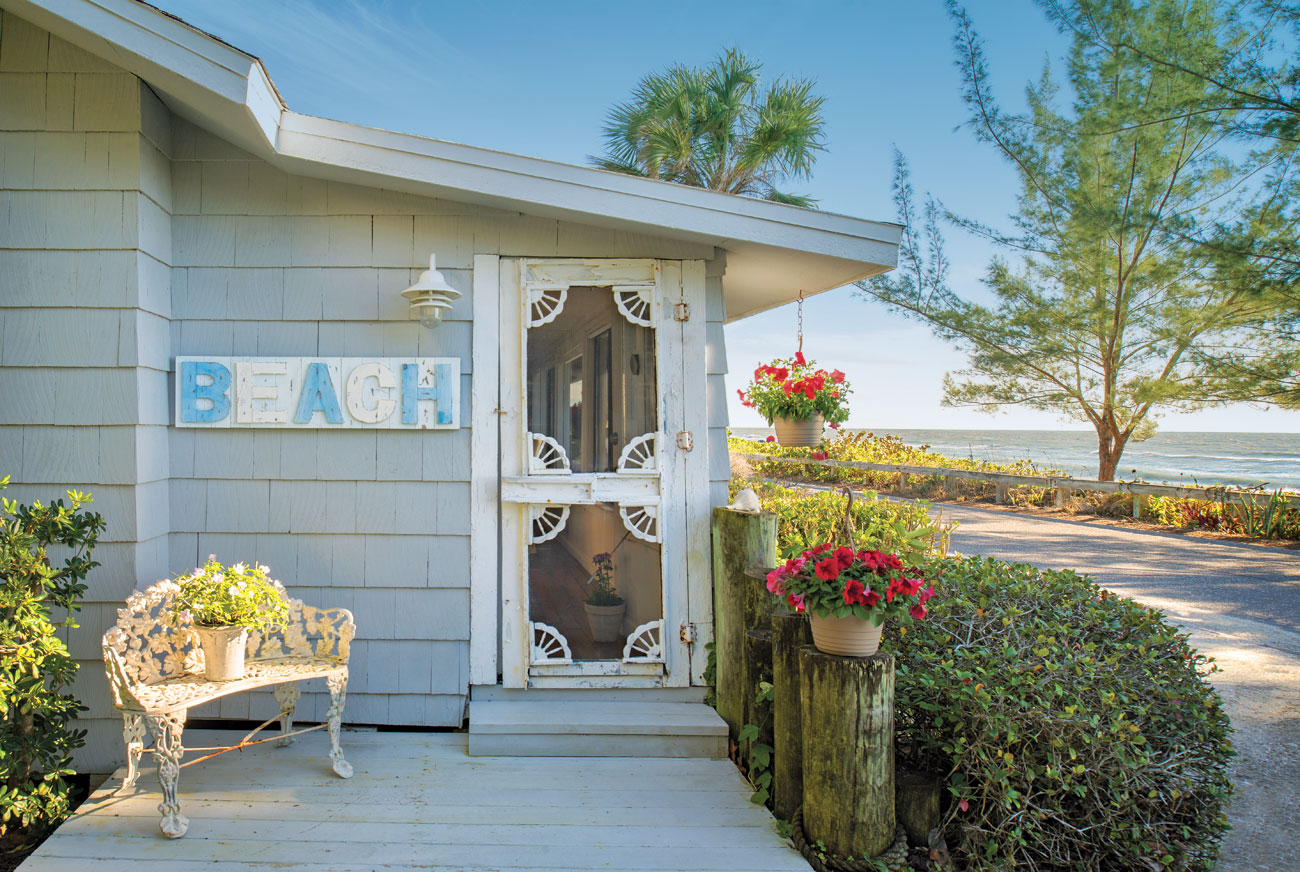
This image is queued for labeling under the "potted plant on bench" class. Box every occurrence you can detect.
[174,556,289,680]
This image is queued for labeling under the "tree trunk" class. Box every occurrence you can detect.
[1094,424,1129,481]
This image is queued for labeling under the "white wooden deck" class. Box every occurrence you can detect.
[19,729,810,872]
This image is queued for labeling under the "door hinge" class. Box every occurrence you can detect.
[675,431,694,451]
[680,622,696,644]
[673,302,690,321]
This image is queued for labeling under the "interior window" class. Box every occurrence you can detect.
[526,286,657,473]
[565,356,583,472]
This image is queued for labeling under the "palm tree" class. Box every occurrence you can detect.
[592,48,826,207]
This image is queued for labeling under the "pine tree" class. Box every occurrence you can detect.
[859,0,1274,480]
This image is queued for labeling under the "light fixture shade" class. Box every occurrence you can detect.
[401,254,462,327]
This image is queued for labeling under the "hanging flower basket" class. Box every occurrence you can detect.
[737,352,850,446]
[807,612,884,657]
[773,414,825,448]
[763,492,935,657]
[766,546,933,657]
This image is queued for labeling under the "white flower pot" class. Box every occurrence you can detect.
[809,612,884,657]
[584,602,626,643]
[773,414,824,447]
[194,625,249,680]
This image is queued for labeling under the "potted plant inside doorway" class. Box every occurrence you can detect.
[584,551,626,643]
[174,556,290,680]
[737,351,851,446]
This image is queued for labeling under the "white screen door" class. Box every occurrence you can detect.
[498,258,691,688]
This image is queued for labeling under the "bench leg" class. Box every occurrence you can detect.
[274,682,301,747]
[144,711,188,839]
[325,671,353,778]
[117,713,146,794]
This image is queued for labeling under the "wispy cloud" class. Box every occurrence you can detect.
[162,0,481,119]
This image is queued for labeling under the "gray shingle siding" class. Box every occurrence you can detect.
[2,8,731,771]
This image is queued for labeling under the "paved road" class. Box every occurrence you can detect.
[933,502,1300,872]
[936,504,1300,639]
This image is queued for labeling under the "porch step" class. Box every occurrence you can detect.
[467,700,728,758]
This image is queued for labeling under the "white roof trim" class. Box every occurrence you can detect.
[4,0,900,321]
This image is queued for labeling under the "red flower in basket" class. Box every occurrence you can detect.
[765,546,935,629]
[739,353,852,428]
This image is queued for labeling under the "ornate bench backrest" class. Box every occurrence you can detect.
[102,579,198,705]
[101,578,351,710]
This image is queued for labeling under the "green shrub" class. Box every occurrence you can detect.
[731,430,1060,505]
[734,478,952,564]
[1148,496,1240,532]
[0,478,104,854]
[892,554,1233,872]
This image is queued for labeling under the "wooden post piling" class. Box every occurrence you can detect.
[771,613,812,821]
[896,771,943,847]
[800,647,896,859]
[711,507,777,738]
[741,627,774,763]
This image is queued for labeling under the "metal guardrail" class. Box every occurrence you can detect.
[734,452,1300,514]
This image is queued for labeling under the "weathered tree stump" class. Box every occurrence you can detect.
[800,646,896,859]
[771,612,813,821]
[896,770,943,848]
[711,506,777,737]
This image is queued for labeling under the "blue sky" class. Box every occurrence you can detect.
[160,0,1300,433]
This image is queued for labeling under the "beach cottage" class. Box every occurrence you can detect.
[0,0,900,768]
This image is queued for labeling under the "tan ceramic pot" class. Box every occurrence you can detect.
[772,414,824,447]
[194,624,249,680]
[584,601,626,643]
[809,612,884,657]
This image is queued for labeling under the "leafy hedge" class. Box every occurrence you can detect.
[738,477,1233,870]
[892,555,1233,872]
[1,479,103,854]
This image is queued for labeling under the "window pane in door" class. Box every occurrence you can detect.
[528,502,662,661]
[526,286,656,473]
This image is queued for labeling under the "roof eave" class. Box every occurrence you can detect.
[5,0,900,317]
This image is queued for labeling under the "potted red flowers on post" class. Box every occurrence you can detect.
[737,351,850,447]
[765,546,934,656]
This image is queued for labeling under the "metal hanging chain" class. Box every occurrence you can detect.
[797,290,804,354]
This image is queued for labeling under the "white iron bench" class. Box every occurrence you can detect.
[102,578,355,838]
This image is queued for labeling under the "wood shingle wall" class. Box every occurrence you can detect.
[0,9,174,766]
[1,8,732,771]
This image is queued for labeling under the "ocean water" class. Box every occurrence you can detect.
[730,428,1300,491]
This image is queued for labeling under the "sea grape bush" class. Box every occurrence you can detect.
[892,555,1233,872]
[0,478,104,853]
[734,478,951,564]
[733,430,1059,503]
[736,432,1300,540]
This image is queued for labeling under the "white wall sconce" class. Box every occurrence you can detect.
[401,254,462,328]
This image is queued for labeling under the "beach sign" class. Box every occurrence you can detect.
[175,357,460,429]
